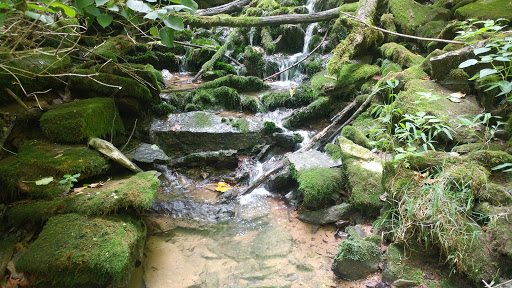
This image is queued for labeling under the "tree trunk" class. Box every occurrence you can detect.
[179,8,341,28]
[328,0,381,74]
[196,0,251,16]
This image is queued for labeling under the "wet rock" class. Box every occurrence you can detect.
[297,203,352,225]
[273,132,303,151]
[130,143,169,164]
[151,112,267,157]
[287,150,340,171]
[150,200,235,223]
[393,279,419,287]
[170,150,239,170]
[238,195,270,221]
[429,40,486,81]
[252,226,292,257]
[88,137,142,173]
[275,25,305,54]
[332,237,381,280]
[382,244,423,286]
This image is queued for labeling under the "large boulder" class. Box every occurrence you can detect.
[338,136,383,215]
[332,235,381,280]
[40,98,124,143]
[16,213,145,287]
[455,0,512,20]
[297,203,352,225]
[380,43,424,68]
[429,40,486,81]
[388,0,450,35]
[151,111,267,156]
[275,25,305,54]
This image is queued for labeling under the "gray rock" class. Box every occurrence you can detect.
[88,137,142,172]
[130,143,169,164]
[150,200,235,223]
[297,203,352,225]
[287,150,340,171]
[332,239,381,281]
[151,112,267,156]
[393,279,418,287]
[275,25,305,54]
[252,226,292,258]
[430,40,486,81]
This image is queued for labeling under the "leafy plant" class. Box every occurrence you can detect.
[59,173,81,193]
[455,18,509,42]
[456,113,504,147]
[458,36,512,102]
[491,163,512,173]
[371,78,401,155]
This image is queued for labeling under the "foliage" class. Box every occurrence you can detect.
[456,113,504,147]
[454,18,509,42]
[491,163,512,173]
[458,36,512,102]
[264,121,277,133]
[59,173,80,193]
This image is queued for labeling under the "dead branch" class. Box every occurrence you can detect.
[196,0,251,16]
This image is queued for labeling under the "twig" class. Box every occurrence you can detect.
[173,41,243,66]
[121,119,138,152]
[263,27,328,81]
[339,11,465,45]
[5,88,28,110]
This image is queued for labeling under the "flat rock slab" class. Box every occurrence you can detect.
[287,150,339,171]
[130,143,169,164]
[151,111,267,156]
[298,203,352,225]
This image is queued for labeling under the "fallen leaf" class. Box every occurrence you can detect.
[88,182,104,188]
[372,75,382,80]
[450,91,466,99]
[379,192,387,201]
[72,187,86,194]
[215,181,232,193]
[35,177,53,186]
[425,178,439,185]
[421,76,431,80]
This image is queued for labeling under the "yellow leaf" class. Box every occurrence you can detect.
[215,181,232,193]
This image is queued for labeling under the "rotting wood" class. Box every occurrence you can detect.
[174,41,243,66]
[191,30,237,82]
[196,0,251,16]
[263,28,328,82]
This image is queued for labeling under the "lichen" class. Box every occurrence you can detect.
[40,98,125,143]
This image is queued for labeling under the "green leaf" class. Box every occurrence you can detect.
[35,177,54,186]
[24,11,54,24]
[144,10,159,20]
[164,14,184,31]
[491,163,512,170]
[126,0,152,13]
[107,4,119,11]
[458,59,478,68]
[164,4,192,12]
[159,26,175,47]
[181,0,197,12]
[96,13,113,28]
[0,14,6,26]
[150,26,158,37]
[494,56,511,62]
[50,1,76,16]
[473,47,490,55]
[479,68,498,78]
[95,0,109,6]
[84,6,100,16]
[76,0,94,9]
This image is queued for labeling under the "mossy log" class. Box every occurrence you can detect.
[196,0,250,16]
[179,7,341,28]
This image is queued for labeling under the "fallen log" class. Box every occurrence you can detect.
[179,7,341,28]
[196,0,251,16]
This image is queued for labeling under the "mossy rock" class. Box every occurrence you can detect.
[261,86,316,111]
[94,63,163,98]
[332,237,381,280]
[382,244,424,285]
[380,43,424,68]
[295,167,344,209]
[8,171,159,226]
[0,140,109,201]
[68,69,154,104]
[380,14,398,42]
[465,150,512,170]
[16,213,145,287]
[388,0,450,35]
[415,20,449,51]
[334,64,380,99]
[381,60,402,77]
[40,98,124,143]
[310,70,336,94]
[190,86,241,110]
[125,45,179,71]
[91,35,135,62]
[283,96,331,129]
[0,48,71,105]
[200,75,269,92]
[454,0,512,20]
[341,125,370,149]
[338,137,384,215]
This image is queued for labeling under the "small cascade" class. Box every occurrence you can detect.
[249,27,257,46]
[302,23,318,55]
[278,52,302,81]
[177,55,187,73]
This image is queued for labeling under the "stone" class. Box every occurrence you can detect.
[252,226,292,258]
[88,137,142,173]
[151,112,267,157]
[150,200,235,224]
[429,40,486,81]
[332,238,381,280]
[455,0,512,20]
[287,150,340,171]
[275,25,305,54]
[15,214,145,287]
[297,203,352,225]
[130,143,169,164]
[393,279,419,287]
[381,244,427,286]
[380,43,424,68]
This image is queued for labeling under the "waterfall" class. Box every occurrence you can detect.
[249,27,256,46]
[178,55,187,73]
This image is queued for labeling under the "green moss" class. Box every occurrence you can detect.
[335,64,380,98]
[388,0,450,34]
[200,75,269,92]
[341,125,370,149]
[466,150,512,170]
[261,86,316,111]
[0,140,109,201]
[416,20,448,50]
[310,70,336,93]
[264,121,277,133]
[382,244,424,285]
[380,43,424,68]
[92,35,135,62]
[8,172,159,225]
[260,27,275,54]
[455,0,512,20]
[345,161,383,214]
[214,62,237,74]
[335,239,380,262]
[40,98,124,143]
[253,0,280,10]
[16,213,144,287]
[152,103,175,117]
[241,97,260,113]
[96,63,163,98]
[283,96,331,129]
[192,112,214,127]
[211,86,241,110]
[325,143,342,161]
[380,14,398,42]
[339,2,359,12]
[381,60,402,76]
[68,69,154,103]
[232,118,250,133]
[295,167,344,209]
